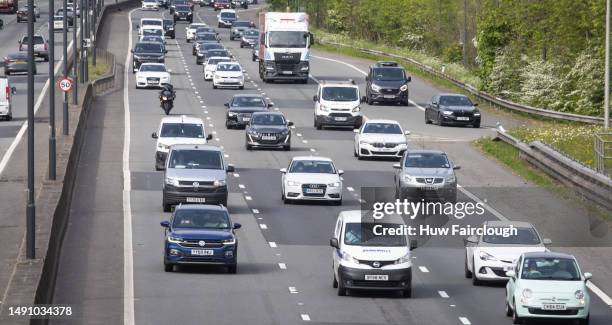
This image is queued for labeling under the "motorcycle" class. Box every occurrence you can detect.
[159,86,175,115]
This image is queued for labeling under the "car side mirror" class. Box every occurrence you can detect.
[543,238,552,246]
[11,87,16,94]
[226,164,235,173]
[167,69,173,73]
[584,272,592,281]
[392,163,401,169]
[160,220,170,228]
[287,121,294,127]
[267,103,274,108]
[473,103,479,107]
[206,134,213,140]
[353,129,359,133]
[409,239,417,251]
[312,95,317,102]
[337,169,344,176]
[453,165,461,170]
[165,50,168,54]
[329,238,339,249]
[404,130,411,135]
[505,270,516,278]
[233,223,242,229]
[280,168,287,173]
[224,102,229,108]
[130,49,134,53]
[464,235,478,245]
[151,132,158,139]
[406,76,412,82]
[360,96,366,103]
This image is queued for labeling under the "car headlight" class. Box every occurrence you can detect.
[395,252,411,264]
[287,180,300,186]
[228,112,237,117]
[165,177,179,186]
[341,251,359,264]
[214,179,226,186]
[300,65,309,71]
[167,235,182,243]
[327,181,341,187]
[371,83,381,92]
[400,84,408,92]
[157,143,169,150]
[442,110,453,116]
[402,174,413,182]
[319,104,329,112]
[222,236,236,245]
[359,140,370,145]
[522,288,533,299]
[446,174,456,183]
[473,111,481,116]
[479,250,498,261]
[352,106,360,112]
[247,129,259,136]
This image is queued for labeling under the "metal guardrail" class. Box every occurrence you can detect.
[595,133,612,176]
[318,40,607,124]
[91,48,116,96]
[495,130,612,210]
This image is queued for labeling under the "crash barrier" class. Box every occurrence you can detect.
[318,40,606,124]
[495,131,612,211]
[594,133,612,176]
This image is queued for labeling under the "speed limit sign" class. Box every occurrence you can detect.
[58,77,73,93]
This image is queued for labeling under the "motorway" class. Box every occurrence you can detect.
[49,2,612,325]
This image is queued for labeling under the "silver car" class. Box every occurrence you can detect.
[393,150,459,203]
[162,144,234,212]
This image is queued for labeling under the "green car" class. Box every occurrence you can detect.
[505,252,591,325]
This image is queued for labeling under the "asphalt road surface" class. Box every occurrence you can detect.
[49,2,612,325]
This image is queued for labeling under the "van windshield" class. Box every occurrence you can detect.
[168,150,223,170]
[344,223,407,247]
[322,87,358,102]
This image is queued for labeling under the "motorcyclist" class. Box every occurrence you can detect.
[159,84,176,101]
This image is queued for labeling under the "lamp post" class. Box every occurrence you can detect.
[48,0,56,180]
[63,0,69,134]
[605,0,610,129]
[26,0,36,259]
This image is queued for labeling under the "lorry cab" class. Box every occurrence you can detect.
[0,78,17,121]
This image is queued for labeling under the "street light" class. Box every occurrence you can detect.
[26,0,36,259]
[48,0,56,180]
[606,0,610,129]
[63,0,69,135]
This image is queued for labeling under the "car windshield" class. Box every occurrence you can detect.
[197,33,216,41]
[244,30,258,37]
[160,123,204,138]
[142,37,162,43]
[372,68,405,81]
[404,153,450,168]
[172,209,230,229]
[289,160,335,174]
[8,53,27,60]
[140,64,166,72]
[439,96,473,106]
[322,87,358,102]
[521,257,581,281]
[207,50,228,57]
[142,20,162,26]
[203,44,223,50]
[21,36,45,44]
[207,57,229,65]
[176,5,190,11]
[143,29,163,37]
[221,12,236,19]
[344,223,407,247]
[268,31,308,48]
[232,96,265,107]
[483,227,541,245]
[189,24,205,30]
[251,114,285,126]
[134,43,163,53]
[217,63,240,71]
[362,123,402,134]
[197,27,214,33]
[168,150,223,170]
[233,21,251,27]
[163,20,174,27]
[54,16,63,21]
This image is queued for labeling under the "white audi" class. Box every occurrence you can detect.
[204,56,231,81]
[280,156,343,204]
[212,61,244,89]
[135,63,171,89]
[354,119,410,159]
[464,220,551,285]
[141,0,159,10]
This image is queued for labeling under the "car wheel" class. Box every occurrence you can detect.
[505,297,513,317]
[252,54,256,62]
[512,300,522,324]
[4,70,9,76]
[579,315,590,325]
[225,120,232,129]
[437,113,445,126]
[315,118,322,130]
[227,265,237,274]
[401,287,412,298]
[163,202,172,212]
[164,263,173,272]
[465,253,472,278]
[240,43,243,48]
[239,86,244,90]
[354,147,358,157]
[218,23,222,28]
[44,56,49,62]
[283,145,290,151]
[337,275,347,296]
[6,114,11,121]
[472,257,480,285]
[213,84,217,89]
[473,121,481,128]
[245,143,252,150]
[425,110,432,124]
[334,198,342,206]
[332,274,338,288]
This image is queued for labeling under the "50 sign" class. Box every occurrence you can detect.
[58,77,73,93]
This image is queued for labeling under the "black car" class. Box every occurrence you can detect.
[163,19,176,39]
[229,21,252,40]
[197,48,229,65]
[365,61,412,106]
[173,5,193,23]
[245,112,293,151]
[425,93,481,128]
[240,29,258,48]
[131,42,165,73]
[192,33,219,55]
[196,43,225,63]
[4,52,34,75]
[16,7,36,23]
[225,94,272,129]
[56,8,75,26]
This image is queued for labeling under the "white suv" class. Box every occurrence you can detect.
[331,211,417,297]
[151,115,212,170]
[280,156,343,204]
[313,80,364,130]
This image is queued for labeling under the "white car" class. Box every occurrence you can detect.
[464,220,551,285]
[203,56,231,81]
[53,16,64,31]
[331,211,417,297]
[313,80,364,130]
[353,119,410,159]
[280,157,343,204]
[135,63,171,89]
[138,18,163,35]
[151,115,212,170]
[141,0,159,10]
[212,61,244,89]
[140,26,164,39]
[185,23,207,43]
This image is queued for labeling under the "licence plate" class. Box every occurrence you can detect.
[15,61,26,64]
[261,135,276,140]
[383,95,395,99]
[191,249,214,256]
[365,274,388,281]
[305,188,324,194]
[242,117,251,122]
[186,197,206,203]
[334,117,348,121]
[542,304,566,310]
[282,71,293,75]
[457,117,470,121]
[503,265,514,271]
[420,186,437,191]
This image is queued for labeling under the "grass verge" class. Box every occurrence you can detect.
[88,59,110,81]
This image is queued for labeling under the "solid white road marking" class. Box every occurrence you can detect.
[300,314,311,321]
[259,224,268,229]
[586,281,612,306]
[419,266,429,273]
[278,263,287,269]
[269,242,277,248]
[459,317,471,325]
[438,291,449,298]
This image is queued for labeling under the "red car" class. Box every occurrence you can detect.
[214,0,230,10]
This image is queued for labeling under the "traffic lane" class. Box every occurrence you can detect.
[128,9,309,325]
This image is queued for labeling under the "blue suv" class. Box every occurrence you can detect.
[160,204,241,273]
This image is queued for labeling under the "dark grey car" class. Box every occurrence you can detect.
[245,112,293,151]
[425,93,481,128]
[225,94,272,129]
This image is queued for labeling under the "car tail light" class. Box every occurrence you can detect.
[6,86,10,99]
[44,42,48,51]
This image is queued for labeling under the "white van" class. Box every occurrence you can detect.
[138,18,164,35]
[313,80,365,130]
[0,78,17,121]
[330,210,417,297]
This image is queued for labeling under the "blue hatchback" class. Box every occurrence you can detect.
[161,204,241,273]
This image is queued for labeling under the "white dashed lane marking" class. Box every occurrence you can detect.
[288,287,298,294]
[238,184,245,189]
[268,242,277,248]
[245,196,252,201]
[259,224,268,229]
[300,314,311,321]
[278,263,287,270]
[459,317,471,325]
[438,291,449,298]
[418,266,429,273]
[252,209,260,214]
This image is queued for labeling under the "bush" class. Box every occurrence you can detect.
[443,43,463,63]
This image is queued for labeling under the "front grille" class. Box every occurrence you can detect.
[415,177,444,184]
[381,88,399,95]
[352,280,401,288]
[453,111,474,117]
[178,180,214,186]
[527,308,578,316]
[301,184,327,197]
[166,184,225,193]
[260,132,279,138]
[357,260,396,268]
[371,151,397,155]
[180,239,224,248]
[329,113,352,118]
[147,77,160,83]
[274,52,301,64]
[277,64,297,71]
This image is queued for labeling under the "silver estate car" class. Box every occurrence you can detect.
[162,144,234,212]
[393,150,459,203]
